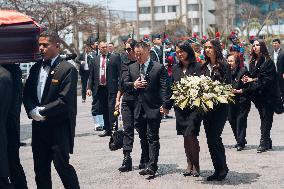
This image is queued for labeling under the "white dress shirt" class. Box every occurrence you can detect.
[83,53,89,70]
[274,48,280,71]
[37,55,59,103]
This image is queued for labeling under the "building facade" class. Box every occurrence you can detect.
[136,0,217,38]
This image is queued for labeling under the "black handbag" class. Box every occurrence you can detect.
[109,130,124,151]
[0,10,41,64]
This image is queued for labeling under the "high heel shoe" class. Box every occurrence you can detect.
[192,170,200,177]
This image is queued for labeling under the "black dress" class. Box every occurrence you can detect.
[166,62,202,136]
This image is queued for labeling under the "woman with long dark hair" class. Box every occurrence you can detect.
[227,54,251,151]
[165,41,202,177]
[202,39,231,181]
[242,39,277,153]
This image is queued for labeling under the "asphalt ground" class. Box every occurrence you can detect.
[19,96,284,189]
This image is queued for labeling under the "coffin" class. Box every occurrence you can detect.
[0,10,41,63]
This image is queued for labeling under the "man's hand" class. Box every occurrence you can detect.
[115,99,120,111]
[134,78,147,89]
[29,107,45,121]
[160,106,169,115]
[282,73,284,79]
[87,89,92,96]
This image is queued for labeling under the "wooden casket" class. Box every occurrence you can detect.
[0,10,41,63]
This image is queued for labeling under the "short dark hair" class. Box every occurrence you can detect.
[134,41,150,49]
[109,42,114,46]
[40,31,60,44]
[129,40,137,49]
[272,39,281,44]
[175,40,196,63]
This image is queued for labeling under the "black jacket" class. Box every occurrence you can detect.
[243,56,277,102]
[87,53,121,95]
[123,60,168,119]
[23,57,78,153]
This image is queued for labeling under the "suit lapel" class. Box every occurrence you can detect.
[41,56,62,104]
[33,63,42,105]
[146,60,154,77]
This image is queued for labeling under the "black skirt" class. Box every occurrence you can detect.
[174,107,202,136]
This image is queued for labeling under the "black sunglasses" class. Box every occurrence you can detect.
[124,48,132,52]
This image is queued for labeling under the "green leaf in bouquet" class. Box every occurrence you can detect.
[194,98,201,107]
[178,97,190,110]
[216,96,228,103]
[205,100,214,109]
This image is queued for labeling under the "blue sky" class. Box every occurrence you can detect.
[80,0,136,11]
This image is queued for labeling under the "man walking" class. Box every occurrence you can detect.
[123,41,169,176]
[23,31,80,189]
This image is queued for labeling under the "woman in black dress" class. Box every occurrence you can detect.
[241,39,277,153]
[202,39,231,181]
[166,41,202,177]
[227,54,251,151]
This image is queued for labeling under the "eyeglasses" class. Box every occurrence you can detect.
[124,48,132,52]
[204,46,213,50]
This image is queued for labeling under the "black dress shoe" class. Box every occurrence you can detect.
[182,171,192,177]
[257,146,268,153]
[236,145,244,151]
[207,168,228,181]
[139,168,155,176]
[118,154,132,172]
[138,163,147,170]
[99,131,112,137]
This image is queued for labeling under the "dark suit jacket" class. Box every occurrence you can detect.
[201,61,231,84]
[243,56,277,102]
[150,46,163,64]
[165,62,201,110]
[123,60,168,120]
[231,67,250,103]
[276,48,284,75]
[78,52,95,76]
[88,53,121,95]
[23,56,78,153]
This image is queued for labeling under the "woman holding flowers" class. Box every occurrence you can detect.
[202,39,231,181]
[241,39,276,153]
[165,41,202,177]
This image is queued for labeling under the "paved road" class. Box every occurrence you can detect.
[19,96,284,189]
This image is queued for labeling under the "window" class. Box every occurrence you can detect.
[168,5,177,13]
[154,6,165,13]
[139,7,150,14]
[154,20,165,26]
[139,21,151,28]
[187,4,199,11]
[193,18,200,25]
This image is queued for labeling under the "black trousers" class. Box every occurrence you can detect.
[121,100,136,152]
[80,70,89,100]
[253,99,274,147]
[228,99,251,146]
[135,106,160,171]
[203,104,228,172]
[32,123,80,189]
[91,86,117,131]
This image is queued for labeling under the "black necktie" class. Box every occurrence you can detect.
[42,60,51,68]
[140,64,145,76]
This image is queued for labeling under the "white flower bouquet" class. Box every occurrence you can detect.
[171,75,235,112]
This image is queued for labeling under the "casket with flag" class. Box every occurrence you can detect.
[0,10,41,63]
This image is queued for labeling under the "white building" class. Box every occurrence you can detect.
[137,0,217,37]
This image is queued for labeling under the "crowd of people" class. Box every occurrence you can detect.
[0,29,283,188]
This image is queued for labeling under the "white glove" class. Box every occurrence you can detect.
[29,106,46,121]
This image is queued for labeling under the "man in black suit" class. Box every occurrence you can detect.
[272,39,284,99]
[87,41,121,137]
[123,41,169,176]
[150,34,163,64]
[23,32,80,189]
[79,46,93,103]
[1,64,28,189]
[0,65,14,189]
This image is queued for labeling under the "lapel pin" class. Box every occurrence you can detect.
[51,71,55,75]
